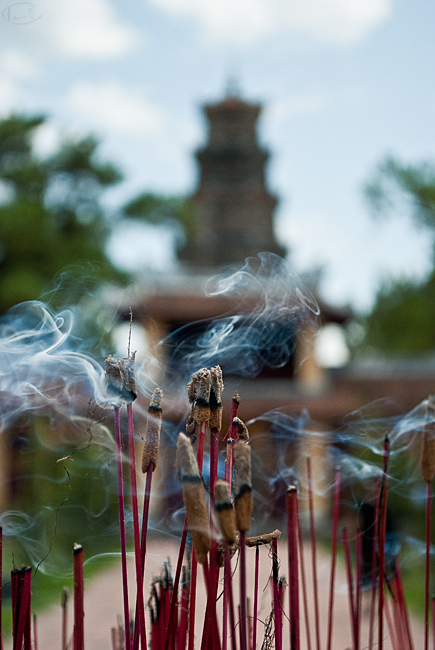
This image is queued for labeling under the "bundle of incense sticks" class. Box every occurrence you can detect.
[1,366,434,650]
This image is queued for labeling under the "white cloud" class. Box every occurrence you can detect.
[148,0,392,46]
[44,0,137,59]
[65,81,164,136]
[0,50,39,116]
[0,0,137,60]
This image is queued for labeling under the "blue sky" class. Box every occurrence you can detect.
[1,0,434,311]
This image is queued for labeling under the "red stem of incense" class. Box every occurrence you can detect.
[24,569,31,650]
[286,486,300,650]
[425,481,432,650]
[209,428,220,641]
[240,531,248,650]
[114,406,131,650]
[384,597,399,650]
[73,545,84,650]
[342,527,356,650]
[272,538,282,650]
[356,529,362,650]
[394,558,414,650]
[326,467,340,650]
[187,422,207,650]
[177,572,189,650]
[253,544,260,650]
[378,436,390,650]
[389,580,406,650]
[297,504,312,650]
[432,596,435,650]
[201,560,221,650]
[368,476,380,650]
[306,457,321,650]
[224,545,237,650]
[13,568,31,650]
[0,526,2,650]
[127,404,147,650]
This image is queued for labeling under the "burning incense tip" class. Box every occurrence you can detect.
[120,352,137,402]
[233,417,249,442]
[209,365,224,432]
[234,440,253,533]
[142,387,163,473]
[176,433,212,564]
[233,389,240,405]
[214,478,236,545]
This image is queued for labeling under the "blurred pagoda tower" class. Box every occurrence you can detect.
[180,85,285,266]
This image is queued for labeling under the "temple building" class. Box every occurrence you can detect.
[180,91,285,266]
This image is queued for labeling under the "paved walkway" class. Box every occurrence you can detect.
[4,539,424,649]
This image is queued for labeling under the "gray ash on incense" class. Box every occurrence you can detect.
[120,353,137,402]
[193,368,212,424]
[185,414,197,444]
[214,478,236,545]
[233,440,253,533]
[142,388,163,473]
[209,365,224,432]
[105,355,123,403]
[233,417,249,442]
[176,432,211,564]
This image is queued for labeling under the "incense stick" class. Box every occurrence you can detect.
[378,435,390,650]
[287,485,300,650]
[253,544,260,650]
[73,544,84,650]
[326,467,340,650]
[306,456,320,650]
[61,587,69,650]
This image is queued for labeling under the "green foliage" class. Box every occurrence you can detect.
[123,191,196,242]
[363,156,435,354]
[362,271,435,354]
[0,114,125,313]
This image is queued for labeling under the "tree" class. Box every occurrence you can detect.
[362,156,435,354]
[0,114,124,312]
[122,192,195,251]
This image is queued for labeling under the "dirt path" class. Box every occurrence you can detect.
[4,539,424,649]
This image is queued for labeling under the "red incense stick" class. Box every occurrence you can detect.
[252,544,260,650]
[306,456,320,650]
[425,480,432,650]
[384,596,399,650]
[378,435,390,650]
[0,526,2,650]
[342,527,356,650]
[127,403,146,650]
[356,528,362,650]
[187,422,207,650]
[286,485,300,650]
[240,531,248,650]
[114,405,131,650]
[271,538,282,650]
[368,476,380,650]
[224,544,237,650]
[297,505,312,650]
[73,544,84,650]
[394,558,414,650]
[13,567,31,650]
[326,467,340,650]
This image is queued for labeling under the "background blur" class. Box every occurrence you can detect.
[1,0,435,323]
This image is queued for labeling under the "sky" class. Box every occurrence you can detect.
[1,0,434,312]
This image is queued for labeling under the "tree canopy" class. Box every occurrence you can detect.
[362,156,435,355]
[0,114,124,312]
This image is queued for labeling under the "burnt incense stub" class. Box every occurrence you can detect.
[141,388,163,473]
[214,478,236,544]
[176,433,211,563]
[421,421,435,483]
[193,368,212,424]
[105,355,123,402]
[120,353,137,402]
[209,365,224,432]
[234,440,253,532]
[233,417,249,442]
